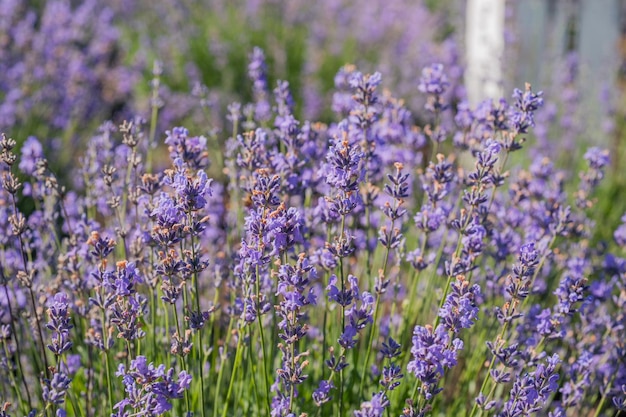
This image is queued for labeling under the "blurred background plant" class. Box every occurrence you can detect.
[3,0,625,318]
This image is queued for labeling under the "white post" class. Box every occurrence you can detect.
[465,0,506,105]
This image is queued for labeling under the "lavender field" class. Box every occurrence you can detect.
[1,1,625,416]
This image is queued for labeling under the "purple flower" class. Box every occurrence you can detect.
[87,231,117,259]
[560,351,593,408]
[18,136,43,175]
[439,276,481,333]
[418,64,449,96]
[420,154,454,204]
[354,391,389,417]
[348,71,382,140]
[99,261,147,341]
[324,135,364,193]
[407,324,463,400]
[503,242,540,306]
[43,371,71,405]
[114,356,191,416]
[583,147,610,170]
[499,354,560,417]
[380,363,403,391]
[508,83,543,135]
[46,292,73,355]
[164,127,209,169]
[614,384,626,410]
[576,147,610,208]
[418,64,449,112]
[274,80,294,120]
[248,47,271,122]
[313,380,334,406]
[615,214,626,246]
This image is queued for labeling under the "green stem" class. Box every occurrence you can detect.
[173,306,192,415]
[189,222,207,417]
[0,277,32,408]
[338,214,347,417]
[592,375,615,417]
[256,309,272,415]
[213,313,234,417]
[2,339,26,413]
[221,324,245,417]
[147,68,160,174]
[360,208,396,399]
[104,351,114,417]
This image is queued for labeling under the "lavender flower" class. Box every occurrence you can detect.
[42,371,71,406]
[418,63,449,112]
[508,83,543,135]
[46,292,73,356]
[354,391,389,417]
[325,135,365,194]
[327,274,373,349]
[165,160,213,212]
[407,324,463,400]
[313,380,334,406]
[438,275,481,333]
[164,127,209,170]
[576,147,610,208]
[114,356,191,416]
[499,354,560,417]
[18,136,43,176]
[248,47,272,122]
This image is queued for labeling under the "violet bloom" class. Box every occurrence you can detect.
[332,64,358,115]
[227,102,242,125]
[313,380,334,406]
[114,356,191,416]
[559,351,593,409]
[614,385,626,410]
[165,159,213,212]
[419,154,454,205]
[534,266,587,340]
[498,242,539,322]
[615,214,626,247]
[418,63,449,112]
[103,261,147,341]
[438,275,481,333]
[236,170,286,323]
[42,371,72,406]
[234,128,269,179]
[576,147,610,208]
[407,324,463,401]
[87,230,116,260]
[149,190,187,247]
[18,136,43,176]
[466,139,501,188]
[508,83,543,135]
[379,337,403,391]
[327,274,373,349]
[380,363,403,392]
[273,254,316,413]
[46,292,73,356]
[325,134,365,194]
[164,127,209,170]
[348,71,382,165]
[354,391,389,417]
[248,47,271,122]
[274,80,295,122]
[499,354,560,417]
[378,162,410,268]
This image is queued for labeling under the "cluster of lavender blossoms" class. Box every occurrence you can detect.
[0,48,624,417]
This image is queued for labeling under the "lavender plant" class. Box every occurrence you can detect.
[0,47,624,417]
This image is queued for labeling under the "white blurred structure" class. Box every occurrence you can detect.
[465,0,505,105]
